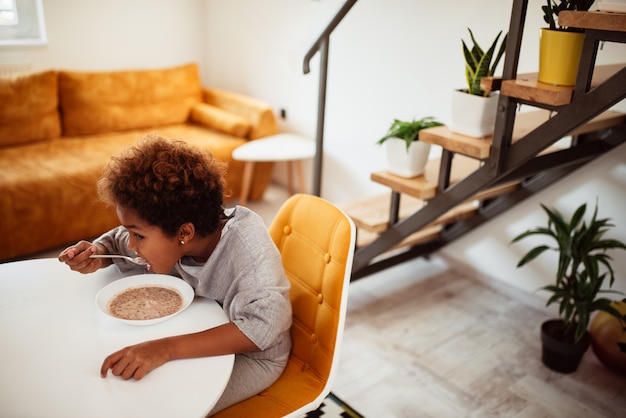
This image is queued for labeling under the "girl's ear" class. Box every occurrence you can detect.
[178,222,195,244]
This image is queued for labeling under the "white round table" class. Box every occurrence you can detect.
[0,258,234,418]
[232,133,315,205]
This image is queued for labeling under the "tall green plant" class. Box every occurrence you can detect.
[462,29,507,97]
[512,201,626,342]
[542,0,594,31]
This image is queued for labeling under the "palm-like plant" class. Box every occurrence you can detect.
[511,201,626,342]
[376,117,443,152]
[542,0,594,31]
[462,29,507,97]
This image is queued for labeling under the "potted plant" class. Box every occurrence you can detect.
[511,201,626,373]
[376,117,443,178]
[450,28,507,138]
[538,0,594,86]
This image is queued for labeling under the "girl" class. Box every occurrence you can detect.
[59,134,292,415]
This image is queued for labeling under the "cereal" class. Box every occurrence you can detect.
[108,285,183,320]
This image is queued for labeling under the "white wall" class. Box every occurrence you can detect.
[0,0,205,74]
[1,0,624,298]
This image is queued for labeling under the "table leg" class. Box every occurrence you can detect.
[295,160,307,194]
[286,161,295,195]
[239,161,254,206]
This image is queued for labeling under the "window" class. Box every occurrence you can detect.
[0,0,19,26]
[0,0,46,45]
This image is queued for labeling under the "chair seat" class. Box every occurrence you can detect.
[212,359,325,417]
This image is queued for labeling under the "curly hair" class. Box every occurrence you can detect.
[98,134,227,237]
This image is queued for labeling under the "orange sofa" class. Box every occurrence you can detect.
[0,63,277,261]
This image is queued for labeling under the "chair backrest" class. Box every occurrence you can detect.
[213,193,356,417]
[270,193,356,416]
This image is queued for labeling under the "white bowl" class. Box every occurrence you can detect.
[96,274,195,325]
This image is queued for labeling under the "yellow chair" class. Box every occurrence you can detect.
[213,193,356,417]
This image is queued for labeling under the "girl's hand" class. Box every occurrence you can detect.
[58,241,107,274]
[101,340,172,380]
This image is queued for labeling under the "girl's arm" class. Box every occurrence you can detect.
[100,323,257,380]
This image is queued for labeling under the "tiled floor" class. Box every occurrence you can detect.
[332,254,626,417]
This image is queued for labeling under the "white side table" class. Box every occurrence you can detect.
[232,133,316,205]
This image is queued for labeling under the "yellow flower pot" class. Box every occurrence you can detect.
[590,301,626,376]
[538,28,585,86]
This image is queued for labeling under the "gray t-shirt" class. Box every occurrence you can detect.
[94,206,292,361]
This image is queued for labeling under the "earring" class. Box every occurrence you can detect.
[180,240,185,245]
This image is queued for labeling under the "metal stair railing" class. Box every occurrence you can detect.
[303,0,358,197]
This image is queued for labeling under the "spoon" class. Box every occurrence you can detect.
[89,254,148,265]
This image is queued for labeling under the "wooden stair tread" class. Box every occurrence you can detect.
[371,154,520,201]
[342,193,424,232]
[480,64,625,97]
[356,225,442,251]
[371,154,479,200]
[473,181,519,202]
[342,193,478,234]
[419,127,492,160]
[419,109,625,159]
[500,64,624,107]
[480,64,624,105]
[559,10,626,32]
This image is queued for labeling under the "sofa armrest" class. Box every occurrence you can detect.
[202,87,278,139]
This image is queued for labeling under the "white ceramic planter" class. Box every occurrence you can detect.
[385,138,431,178]
[450,89,499,138]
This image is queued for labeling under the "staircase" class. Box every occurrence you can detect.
[344,1,626,281]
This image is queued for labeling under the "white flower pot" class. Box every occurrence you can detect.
[450,89,499,138]
[385,138,431,178]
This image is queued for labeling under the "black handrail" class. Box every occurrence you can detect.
[303,0,358,196]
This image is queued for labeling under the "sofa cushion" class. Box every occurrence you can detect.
[190,103,252,137]
[203,87,278,140]
[0,70,61,147]
[59,63,202,136]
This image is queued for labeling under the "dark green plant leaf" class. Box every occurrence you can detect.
[516,245,550,267]
[490,34,508,76]
[543,0,594,31]
[511,226,556,244]
[462,29,506,96]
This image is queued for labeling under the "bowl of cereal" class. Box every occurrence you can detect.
[96,274,195,325]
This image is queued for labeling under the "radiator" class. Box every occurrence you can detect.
[0,59,32,77]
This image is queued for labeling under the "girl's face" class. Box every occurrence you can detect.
[116,205,181,274]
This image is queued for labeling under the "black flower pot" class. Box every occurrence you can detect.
[541,319,592,373]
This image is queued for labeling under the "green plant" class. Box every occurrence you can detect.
[462,29,507,97]
[511,201,626,342]
[375,117,443,152]
[542,0,594,31]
